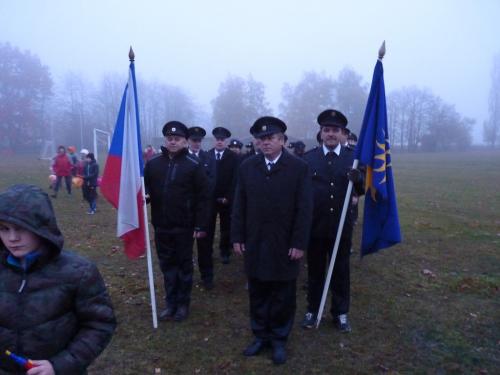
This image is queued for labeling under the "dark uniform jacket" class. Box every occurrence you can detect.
[209,148,239,203]
[191,149,216,197]
[231,151,312,281]
[144,147,210,231]
[0,185,116,375]
[303,145,364,239]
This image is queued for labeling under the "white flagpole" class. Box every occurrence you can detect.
[129,47,158,329]
[141,177,158,329]
[316,159,359,328]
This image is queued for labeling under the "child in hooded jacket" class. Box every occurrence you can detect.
[0,184,116,375]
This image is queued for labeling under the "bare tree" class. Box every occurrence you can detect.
[388,86,473,151]
[483,53,500,147]
[212,74,272,139]
[279,71,335,139]
[333,67,368,135]
[93,72,125,133]
[0,43,53,151]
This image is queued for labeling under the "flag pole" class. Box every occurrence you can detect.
[129,47,158,329]
[315,41,386,329]
[141,177,158,329]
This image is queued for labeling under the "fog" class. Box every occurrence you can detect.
[1,0,499,143]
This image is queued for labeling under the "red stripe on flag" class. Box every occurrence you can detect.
[100,155,122,208]
[121,191,146,258]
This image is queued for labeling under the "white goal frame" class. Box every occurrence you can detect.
[93,128,111,162]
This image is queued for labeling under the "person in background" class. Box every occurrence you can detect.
[82,153,99,215]
[228,139,243,155]
[51,146,73,198]
[208,127,239,265]
[0,184,116,374]
[187,126,216,290]
[289,141,306,157]
[143,145,156,163]
[67,146,78,176]
[347,132,358,149]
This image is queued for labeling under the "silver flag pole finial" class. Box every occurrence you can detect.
[378,41,386,61]
[129,46,135,62]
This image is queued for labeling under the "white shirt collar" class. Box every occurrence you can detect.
[215,149,225,157]
[322,143,341,156]
[189,150,199,157]
[265,152,282,166]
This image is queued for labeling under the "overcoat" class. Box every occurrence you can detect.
[231,150,312,281]
[144,147,210,231]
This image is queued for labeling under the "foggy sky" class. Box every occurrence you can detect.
[1,0,499,143]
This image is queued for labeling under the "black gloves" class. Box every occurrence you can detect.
[347,168,362,183]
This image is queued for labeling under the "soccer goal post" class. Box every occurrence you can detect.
[39,140,55,160]
[93,128,111,162]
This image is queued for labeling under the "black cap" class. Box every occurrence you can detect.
[212,127,231,139]
[187,126,206,140]
[250,116,287,138]
[228,139,243,149]
[162,121,188,138]
[317,109,348,128]
[245,142,254,148]
[348,132,358,142]
[292,140,306,150]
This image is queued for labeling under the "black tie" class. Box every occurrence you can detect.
[216,152,221,161]
[267,162,274,171]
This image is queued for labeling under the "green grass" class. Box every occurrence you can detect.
[1,150,499,374]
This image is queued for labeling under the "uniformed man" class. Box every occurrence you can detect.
[348,132,358,148]
[187,126,216,290]
[289,140,306,157]
[340,126,350,147]
[208,127,239,264]
[232,116,312,365]
[228,139,244,155]
[301,109,363,332]
[144,121,210,322]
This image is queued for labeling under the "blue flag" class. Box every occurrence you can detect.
[354,59,401,256]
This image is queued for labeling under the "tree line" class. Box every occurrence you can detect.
[1,42,498,154]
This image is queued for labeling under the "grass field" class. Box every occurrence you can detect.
[1,150,499,374]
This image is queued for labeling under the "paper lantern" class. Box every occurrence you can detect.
[72,176,84,188]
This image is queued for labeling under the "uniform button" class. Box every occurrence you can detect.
[328,161,332,165]
[330,195,334,199]
[330,182,334,186]
[330,208,334,212]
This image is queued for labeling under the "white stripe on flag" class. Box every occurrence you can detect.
[117,69,141,237]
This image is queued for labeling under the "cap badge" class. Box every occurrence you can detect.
[262,125,267,131]
[172,127,176,132]
[331,111,336,117]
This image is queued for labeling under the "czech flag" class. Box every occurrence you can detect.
[100,59,146,258]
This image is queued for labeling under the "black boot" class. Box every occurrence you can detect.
[159,306,176,321]
[174,305,189,322]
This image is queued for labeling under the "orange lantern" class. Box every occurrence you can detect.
[72,176,84,188]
